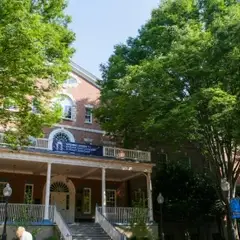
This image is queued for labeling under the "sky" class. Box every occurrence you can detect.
[66,0,160,79]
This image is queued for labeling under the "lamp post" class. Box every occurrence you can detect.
[2,183,12,240]
[157,193,165,240]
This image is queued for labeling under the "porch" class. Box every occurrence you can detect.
[0,147,154,222]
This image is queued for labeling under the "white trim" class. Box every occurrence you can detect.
[54,124,105,134]
[58,92,76,106]
[70,61,101,89]
[84,104,93,109]
[24,184,34,203]
[102,168,106,216]
[146,172,153,222]
[84,107,93,124]
[43,175,76,223]
[83,188,91,214]
[44,162,51,220]
[84,138,93,144]
[48,128,75,150]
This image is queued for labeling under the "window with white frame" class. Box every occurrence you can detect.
[63,77,78,87]
[106,189,116,207]
[55,95,74,120]
[0,182,6,203]
[24,184,34,204]
[85,105,93,124]
[83,188,91,214]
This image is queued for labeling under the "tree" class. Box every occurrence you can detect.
[153,161,219,237]
[0,0,75,146]
[95,0,240,238]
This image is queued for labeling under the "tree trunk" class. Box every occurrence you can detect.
[226,205,239,240]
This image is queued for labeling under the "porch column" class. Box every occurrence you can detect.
[146,172,154,222]
[44,162,52,221]
[102,168,106,216]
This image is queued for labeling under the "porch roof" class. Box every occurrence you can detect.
[0,148,154,181]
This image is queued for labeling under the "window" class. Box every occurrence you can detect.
[85,107,92,124]
[24,184,34,204]
[53,132,70,151]
[0,183,7,203]
[55,95,74,120]
[83,188,91,214]
[106,189,116,207]
[63,77,78,87]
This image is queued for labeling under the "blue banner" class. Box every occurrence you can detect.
[52,141,103,156]
[230,198,240,219]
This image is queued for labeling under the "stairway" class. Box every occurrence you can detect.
[68,222,112,240]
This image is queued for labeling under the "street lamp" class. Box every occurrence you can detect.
[2,183,12,240]
[157,193,165,240]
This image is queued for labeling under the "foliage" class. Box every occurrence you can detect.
[13,190,41,239]
[129,198,157,240]
[95,0,240,238]
[0,0,75,146]
[153,161,218,222]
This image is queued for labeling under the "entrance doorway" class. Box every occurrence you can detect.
[43,175,76,223]
[50,182,70,222]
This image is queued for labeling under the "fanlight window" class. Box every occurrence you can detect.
[50,182,69,193]
[64,78,78,86]
[53,132,70,151]
[53,132,70,143]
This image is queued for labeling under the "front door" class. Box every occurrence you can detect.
[51,192,70,222]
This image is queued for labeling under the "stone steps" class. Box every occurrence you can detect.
[68,222,112,240]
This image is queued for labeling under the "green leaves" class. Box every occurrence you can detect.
[153,161,218,222]
[0,0,75,145]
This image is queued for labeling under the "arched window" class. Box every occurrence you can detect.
[54,95,75,120]
[63,77,78,87]
[48,128,75,150]
[53,132,70,151]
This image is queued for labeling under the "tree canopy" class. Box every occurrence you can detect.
[153,161,218,223]
[95,0,240,238]
[0,0,75,146]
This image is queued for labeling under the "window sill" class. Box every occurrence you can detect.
[84,121,92,124]
[62,117,74,121]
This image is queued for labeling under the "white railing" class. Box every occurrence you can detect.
[95,206,126,240]
[0,203,54,223]
[32,138,49,149]
[54,206,72,240]
[98,207,149,225]
[103,147,151,162]
[0,136,151,162]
